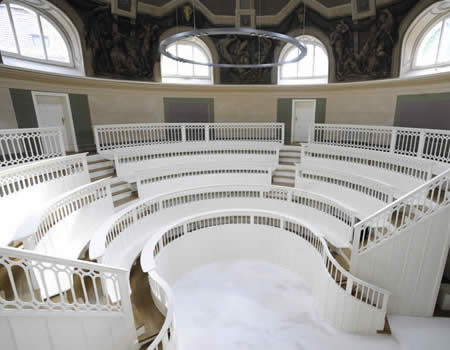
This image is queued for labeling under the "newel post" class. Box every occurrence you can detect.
[390,129,397,153]
[417,130,426,158]
[205,124,210,141]
[181,125,186,142]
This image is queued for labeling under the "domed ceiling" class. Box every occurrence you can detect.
[43,0,437,84]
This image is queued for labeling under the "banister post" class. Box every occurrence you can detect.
[58,127,66,155]
[390,129,397,153]
[281,124,285,145]
[417,130,426,158]
[205,124,210,141]
[93,126,101,154]
[181,125,186,142]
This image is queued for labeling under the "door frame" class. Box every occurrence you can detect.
[291,99,316,143]
[32,91,78,152]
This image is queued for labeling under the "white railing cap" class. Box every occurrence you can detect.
[354,168,450,228]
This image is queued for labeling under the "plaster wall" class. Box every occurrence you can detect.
[1,67,450,128]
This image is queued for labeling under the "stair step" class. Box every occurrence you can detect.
[87,154,106,162]
[280,156,300,160]
[89,167,115,179]
[91,174,113,182]
[272,181,294,188]
[112,188,133,201]
[88,160,113,170]
[279,161,296,166]
[273,175,295,180]
[114,193,138,210]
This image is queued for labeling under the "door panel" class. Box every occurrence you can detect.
[292,100,316,143]
[33,94,76,152]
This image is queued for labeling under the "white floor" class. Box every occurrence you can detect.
[389,315,450,350]
[172,260,401,350]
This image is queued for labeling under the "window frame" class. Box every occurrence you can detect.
[278,35,329,85]
[412,13,450,71]
[0,0,74,68]
[161,38,213,85]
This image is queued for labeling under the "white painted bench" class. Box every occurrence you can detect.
[301,144,434,193]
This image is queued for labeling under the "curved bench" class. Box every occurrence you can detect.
[33,178,114,259]
[301,143,434,193]
[0,154,90,245]
[140,210,390,343]
[89,185,358,280]
[136,165,272,198]
[114,142,280,181]
[295,164,400,218]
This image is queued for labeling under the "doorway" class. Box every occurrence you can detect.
[291,99,316,144]
[32,92,78,152]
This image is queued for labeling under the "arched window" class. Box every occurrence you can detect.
[0,0,83,74]
[401,4,450,77]
[278,35,328,85]
[161,38,213,84]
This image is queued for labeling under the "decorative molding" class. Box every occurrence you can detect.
[351,0,376,21]
[111,0,137,18]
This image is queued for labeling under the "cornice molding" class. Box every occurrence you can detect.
[1,65,449,94]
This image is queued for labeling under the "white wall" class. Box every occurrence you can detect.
[0,312,135,350]
[351,207,450,316]
[1,67,450,127]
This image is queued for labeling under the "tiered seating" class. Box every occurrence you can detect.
[2,122,450,350]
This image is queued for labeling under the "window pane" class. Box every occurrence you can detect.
[281,63,297,78]
[161,56,177,75]
[0,5,18,53]
[193,46,209,77]
[10,4,45,59]
[314,46,328,76]
[41,16,69,63]
[298,44,314,77]
[416,21,442,67]
[437,18,450,63]
[177,44,193,76]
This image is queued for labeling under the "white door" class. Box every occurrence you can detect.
[291,99,316,143]
[32,92,78,152]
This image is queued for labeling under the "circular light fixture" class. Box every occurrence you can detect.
[159,28,307,69]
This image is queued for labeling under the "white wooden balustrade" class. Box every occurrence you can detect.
[301,143,434,193]
[350,169,450,316]
[351,169,450,255]
[0,127,65,167]
[89,184,358,262]
[33,179,114,264]
[311,124,450,171]
[0,154,90,246]
[137,165,272,198]
[113,143,280,180]
[141,211,390,343]
[94,123,285,153]
[295,164,400,217]
[0,246,136,350]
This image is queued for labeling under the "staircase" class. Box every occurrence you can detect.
[272,145,301,187]
[87,154,138,211]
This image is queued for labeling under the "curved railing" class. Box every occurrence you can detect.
[311,124,450,168]
[147,271,176,350]
[352,168,450,255]
[141,210,390,345]
[33,178,114,261]
[114,143,280,179]
[301,143,434,193]
[0,154,90,245]
[296,164,400,204]
[90,184,358,260]
[0,127,65,167]
[137,165,272,198]
[94,123,284,153]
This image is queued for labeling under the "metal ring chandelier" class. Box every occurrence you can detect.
[159,28,308,69]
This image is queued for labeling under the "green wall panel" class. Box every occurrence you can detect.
[277,98,327,142]
[9,89,38,128]
[69,94,95,151]
[395,92,450,130]
[164,98,214,123]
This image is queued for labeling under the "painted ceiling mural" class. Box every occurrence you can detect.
[63,0,428,84]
